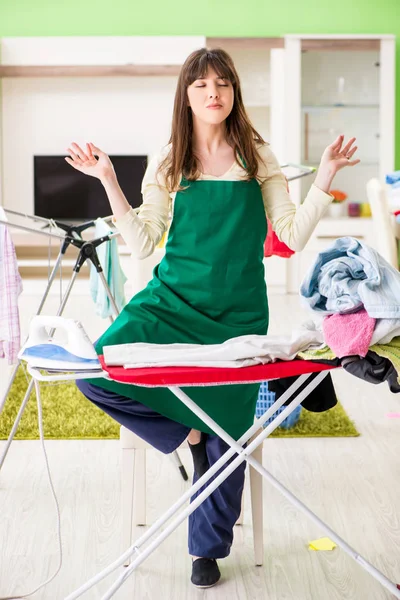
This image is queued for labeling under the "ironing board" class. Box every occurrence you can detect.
[27,357,400,600]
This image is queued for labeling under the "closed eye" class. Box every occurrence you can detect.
[195,84,228,88]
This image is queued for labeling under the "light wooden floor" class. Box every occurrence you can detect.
[1,283,400,599]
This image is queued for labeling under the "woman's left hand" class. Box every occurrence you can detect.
[314,135,360,193]
[321,134,360,173]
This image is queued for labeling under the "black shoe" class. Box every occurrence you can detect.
[188,433,209,478]
[191,558,221,588]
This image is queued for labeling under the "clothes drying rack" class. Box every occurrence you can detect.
[0,208,188,480]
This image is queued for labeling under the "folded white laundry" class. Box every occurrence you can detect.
[103,320,326,368]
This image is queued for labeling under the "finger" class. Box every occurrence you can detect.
[342,137,356,155]
[330,134,344,150]
[89,142,103,156]
[348,159,361,167]
[67,148,83,165]
[65,156,83,171]
[86,142,95,159]
[346,146,358,159]
[71,142,90,161]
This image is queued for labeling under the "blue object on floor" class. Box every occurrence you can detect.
[256,381,302,430]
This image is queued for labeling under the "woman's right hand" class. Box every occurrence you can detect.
[65,142,116,182]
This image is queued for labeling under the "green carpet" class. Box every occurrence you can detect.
[0,367,359,440]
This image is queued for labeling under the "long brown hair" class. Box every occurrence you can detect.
[158,47,267,192]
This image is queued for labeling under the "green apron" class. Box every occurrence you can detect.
[89,176,269,440]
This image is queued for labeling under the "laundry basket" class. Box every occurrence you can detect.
[256,381,302,430]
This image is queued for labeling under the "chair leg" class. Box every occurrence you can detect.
[250,438,264,566]
[170,449,189,481]
[121,447,135,567]
[236,488,245,525]
[133,448,147,527]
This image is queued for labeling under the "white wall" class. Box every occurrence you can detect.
[1,75,177,213]
[0,35,207,212]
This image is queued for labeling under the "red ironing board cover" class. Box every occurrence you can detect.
[99,356,336,388]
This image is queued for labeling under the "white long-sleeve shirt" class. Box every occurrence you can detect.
[115,143,333,259]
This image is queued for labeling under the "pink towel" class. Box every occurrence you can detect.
[0,223,23,364]
[322,309,376,358]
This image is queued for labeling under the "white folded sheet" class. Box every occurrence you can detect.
[103,320,326,369]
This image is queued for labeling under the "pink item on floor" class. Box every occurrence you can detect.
[0,220,23,364]
[322,309,376,358]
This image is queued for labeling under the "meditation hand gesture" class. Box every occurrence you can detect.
[320,135,360,174]
[314,135,360,193]
[65,142,116,182]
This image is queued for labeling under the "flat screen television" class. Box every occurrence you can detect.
[34,155,148,222]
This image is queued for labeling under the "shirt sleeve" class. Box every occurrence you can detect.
[258,144,333,252]
[113,147,171,259]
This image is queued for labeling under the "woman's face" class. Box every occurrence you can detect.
[187,67,234,126]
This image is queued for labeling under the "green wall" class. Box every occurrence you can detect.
[1,0,399,167]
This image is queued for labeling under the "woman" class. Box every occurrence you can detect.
[66,47,359,588]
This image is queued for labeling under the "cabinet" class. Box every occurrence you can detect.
[283,34,396,292]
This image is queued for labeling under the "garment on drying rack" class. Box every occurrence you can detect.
[0,207,23,364]
[89,218,127,318]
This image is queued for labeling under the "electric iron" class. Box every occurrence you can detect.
[18,316,102,372]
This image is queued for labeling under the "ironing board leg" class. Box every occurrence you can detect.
[64,372,319,598]
[86,373,331,600]
[66,369,400,600]
[249,431,264,567]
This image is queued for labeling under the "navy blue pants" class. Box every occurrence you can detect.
[76,379,246,558]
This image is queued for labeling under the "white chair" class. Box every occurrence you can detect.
[120,425,264,566]
[366,178,398,269]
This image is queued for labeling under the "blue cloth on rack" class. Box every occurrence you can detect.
[90,218,127,318]
[300,236,400,318]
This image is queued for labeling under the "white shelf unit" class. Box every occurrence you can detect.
[284,34,396,292]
